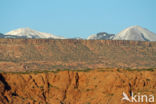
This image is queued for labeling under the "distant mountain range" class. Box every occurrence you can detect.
[1,26,156,41]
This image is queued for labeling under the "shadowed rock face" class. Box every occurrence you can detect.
[0,69,156,104]
[88,32,115,40]
[0,39,156,72]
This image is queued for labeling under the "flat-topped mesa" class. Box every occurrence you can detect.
[0,39,156,71]
[0,39,155,47]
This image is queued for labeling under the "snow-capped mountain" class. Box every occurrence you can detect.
[5,28,65,39]
[87,32,115,40]
[1,26,156,41]
[113,26,156,41]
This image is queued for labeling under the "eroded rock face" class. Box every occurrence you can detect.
[0,69,156,104]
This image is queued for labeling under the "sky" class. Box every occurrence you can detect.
[0,0,156,38]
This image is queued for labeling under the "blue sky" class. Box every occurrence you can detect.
[0,0,156,38]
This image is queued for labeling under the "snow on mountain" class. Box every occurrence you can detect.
[2,26,156,41]
[5,28,65,39]
[113,26,156,41]
[87,32,115,40]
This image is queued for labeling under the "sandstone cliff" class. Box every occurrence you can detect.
[0,69,156,104]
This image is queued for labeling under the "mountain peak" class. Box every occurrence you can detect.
[6,27,39,35]
[129,25,141,28]
[127,25,147,30]
[113,25,156,41]
[5,28,65,39]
